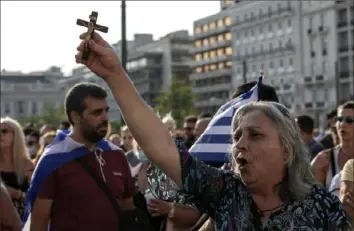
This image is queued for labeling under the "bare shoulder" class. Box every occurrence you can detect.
[316,148,332,158]
[24,158,35,171]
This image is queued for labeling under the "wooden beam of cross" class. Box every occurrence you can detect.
[76,11,109,60]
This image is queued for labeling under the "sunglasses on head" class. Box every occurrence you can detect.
[0,128,9,134]
[336,116,354,124]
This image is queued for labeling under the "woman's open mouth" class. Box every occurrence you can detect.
[236,156,249,168]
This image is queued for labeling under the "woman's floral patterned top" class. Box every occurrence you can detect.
[175,139,351,231]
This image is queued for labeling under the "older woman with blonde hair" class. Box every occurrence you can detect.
[0,117,34,218]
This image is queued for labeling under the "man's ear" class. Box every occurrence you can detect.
[71,111,81,125]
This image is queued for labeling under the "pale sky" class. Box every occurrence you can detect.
[1,1,219,75]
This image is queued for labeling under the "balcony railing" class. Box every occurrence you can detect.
[339,71,350,78]
[338,46,349,52]
[337,20,347,28]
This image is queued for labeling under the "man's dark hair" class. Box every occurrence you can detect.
[29,131,40,142]
[23,127,35,136]
[64,82,107,125]
[184,115,198,124]
[59,120,71,130]
[198,113,212,119]
[339,100,354,110]
[232,81,279,102]
[296,115,314,134]
[326,109,337,119]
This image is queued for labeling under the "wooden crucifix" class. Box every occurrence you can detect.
[76,11,109,60]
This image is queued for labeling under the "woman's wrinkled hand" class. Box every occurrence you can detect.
[148,199,173,217]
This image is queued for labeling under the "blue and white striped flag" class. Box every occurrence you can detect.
[22,130,120,231]
[190,76,263,163]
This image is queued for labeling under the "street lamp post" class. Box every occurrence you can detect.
[121,0,127,71]
[120,0,127,126]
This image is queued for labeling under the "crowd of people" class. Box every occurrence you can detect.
[0,31,353,231]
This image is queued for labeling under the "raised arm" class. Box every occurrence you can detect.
[75,32,181,186]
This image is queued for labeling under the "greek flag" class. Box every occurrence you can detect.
[190,76,263,163]
[22,130,119,231]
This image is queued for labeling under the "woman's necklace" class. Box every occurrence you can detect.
[258,203,286,217]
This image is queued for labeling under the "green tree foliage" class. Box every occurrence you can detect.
[155,76,197,128]
[18,104,66,128]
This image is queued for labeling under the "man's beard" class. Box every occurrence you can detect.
[82,121,108,143]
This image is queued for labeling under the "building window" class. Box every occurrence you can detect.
[260,44,264,52]
[244,14,248,21]
[225,0,231,6]
[309,16,313,29]
[209,36,216,44]
[280,59,284,67]
[225,47,232,55]
[226,61,232,67]
[217,19,224,27]
[259,26,263,34]
[195,27,201,33]
[217,34,224,41]
[217,48,224,56]
[250,12,255,20]
[278,41,283,49]
[5,103,10,114]
[209,50,216,58]
[203,24,208,32]
[269,61,274,69]
[289,57,293,66]
[225,32,232,40]
[322,60,327,74]
[252,64,256,72]
[204,65,210,72]
[224,17,232,26]
[339,56,349,72]
[278,21,282,29]
[320,14,324,26]
[287,19,292,27]
[268,6,272,15]
[218,62,224,69]
[210,64,217,71]
[269,43,273,51]
[195,40,201,47]
[209,22,216,30]
[203,38,209,46]
[203,52,209,59]
[195,67,202,73]
[269,23,272,32]
[311,61,315,75]
[195,54,202,61]
[32,101,37,115]
[251,29,254,37]
[17,101,24,114]
[261,63,264,70]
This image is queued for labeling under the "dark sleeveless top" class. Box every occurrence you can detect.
[0,171,29,192]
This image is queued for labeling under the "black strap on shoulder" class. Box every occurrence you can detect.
[75,158,122,217]
[330,148,337,178]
